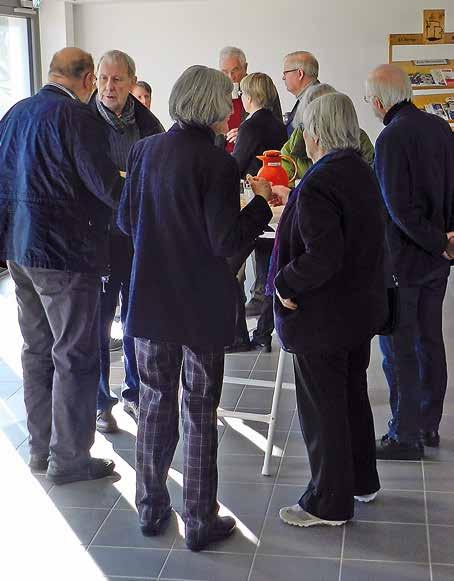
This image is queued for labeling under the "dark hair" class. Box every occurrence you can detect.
[49,53,94,79]
[135,80,152,96]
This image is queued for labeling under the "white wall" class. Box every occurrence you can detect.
[39,0,74,78]
[40,0,454,141]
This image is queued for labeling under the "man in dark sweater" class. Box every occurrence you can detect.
[90,50,164,433]
[366,64,454,460]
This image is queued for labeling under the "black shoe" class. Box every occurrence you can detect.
[29,454,49,472]
[186,516,236,552]
[140,507,172,536]
[224,341,252,353]
[375,434,423,460]
[250,336,272,353]
[123,399,139,423]
[96,409,118,433]
[46,457,115,485]
[420,430,440,448]
[245,298,263,318]
[109,337,123,352]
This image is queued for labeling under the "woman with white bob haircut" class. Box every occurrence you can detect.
[117,65,272,550]
[249,92,388,527]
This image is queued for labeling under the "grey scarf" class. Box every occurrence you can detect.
[96,93,136,133]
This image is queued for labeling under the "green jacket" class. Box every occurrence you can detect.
[281,126,375,183]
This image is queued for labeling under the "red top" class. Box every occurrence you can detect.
[225,97,244,153]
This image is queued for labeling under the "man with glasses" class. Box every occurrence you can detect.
[365,64,454,460]
[282,51,319,137]
[89,50,164,433]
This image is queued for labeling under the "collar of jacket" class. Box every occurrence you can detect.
[89,89,164,137]
[43,82,79,101]
[383,100,415,126]
[169,122,216,143]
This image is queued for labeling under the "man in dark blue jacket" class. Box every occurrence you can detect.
[0,47,123,484]
[366,64,454,459]
[89,50,164,433]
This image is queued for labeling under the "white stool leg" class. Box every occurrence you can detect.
[262,347,286,476]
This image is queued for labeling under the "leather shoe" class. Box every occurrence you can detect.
[140,507,172,536]
[123,399,139,423]
[96,409,118,433]
[375,434,423,460]
[109,337,123,352]
[420,430,440,448]
[46,457,115,485]
[29,454,49,472]
[250,336,272,353]
[186,516,236,551]
[224,341,251,353]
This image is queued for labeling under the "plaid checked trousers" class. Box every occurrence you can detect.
[135,338,224,535]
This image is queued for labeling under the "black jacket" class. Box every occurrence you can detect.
[274,149,388,353]
[375,101,454,285]
[232,108,288,178]
[117,124,272,348]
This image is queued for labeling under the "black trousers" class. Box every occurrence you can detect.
[227,242,255,345]
[293,339,380,521]
[134,338,224,541]
[8,262,100,470]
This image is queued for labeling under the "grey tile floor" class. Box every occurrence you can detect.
[1,271,454,580]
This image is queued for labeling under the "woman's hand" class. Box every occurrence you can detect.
[269,185,291,207]
[443,231,454,260]
[246,175,272,202]
[276,288,298,310]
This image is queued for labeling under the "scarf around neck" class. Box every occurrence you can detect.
[96,93,136,133]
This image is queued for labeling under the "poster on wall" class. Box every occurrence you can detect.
[423,9,445,43]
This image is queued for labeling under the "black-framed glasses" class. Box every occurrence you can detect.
[282,68,299,76]
[363,95,374,103]
[238,90,243,97]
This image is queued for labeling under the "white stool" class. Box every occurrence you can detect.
[218,347,288,476]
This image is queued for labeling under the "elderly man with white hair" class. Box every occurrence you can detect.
[282,50,319,136]
[365,64,454,460]
[249,92,388,527]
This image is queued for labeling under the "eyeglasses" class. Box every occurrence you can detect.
[238,90,243,97]
[363,95,374,103]
[282,68,299,76]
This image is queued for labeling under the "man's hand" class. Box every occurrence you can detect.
[276,288,298,310]
[269,185,291,207]
[226,128,239,143]
[247,174,272,202]
[443,231,454,259]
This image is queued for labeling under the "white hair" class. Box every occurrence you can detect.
[366,65,413,110]
[97,50,136,78]
[169,65,233,127]
[285,51,319,79]
[294,82,337,127]
[303,93,361,153]
[219,46,247,68]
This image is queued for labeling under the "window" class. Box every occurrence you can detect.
[0,1,41,119]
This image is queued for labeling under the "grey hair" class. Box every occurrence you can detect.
[294,82,337,127]
[285,51,319,79]
[366,65,413,110]
[169,65,233,127]
[97,50,136,78]
[219,46,247,68]
[302,93,361,153]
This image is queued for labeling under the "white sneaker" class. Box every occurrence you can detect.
[279,504,347,527]
[354,492,378,503]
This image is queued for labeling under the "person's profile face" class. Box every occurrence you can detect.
[97,59,136,116]
[132,85,151,109]
[220,56,247,83]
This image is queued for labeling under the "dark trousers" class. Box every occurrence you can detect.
[134,338,224,539]
[97,235,139,411]
[293,339,379,521]
[380,274,448,444]
[8,262,100,469]
[227,242,255,345]
[252,238,275,342]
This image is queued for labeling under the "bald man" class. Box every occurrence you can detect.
[0,47,123,484]
[282,51,319,136]
[365,64,454,460]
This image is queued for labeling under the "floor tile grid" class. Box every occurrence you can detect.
[422,461,434,579]
[244,415,300,581]
[87,490,131,551]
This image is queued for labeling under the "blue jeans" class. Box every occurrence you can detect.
[380,273,448,444]
[97,268,140,412]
